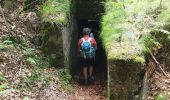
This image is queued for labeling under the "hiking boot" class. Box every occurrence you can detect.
[83,79,88,85]
[88,76,95,83]
[79,78,89,85]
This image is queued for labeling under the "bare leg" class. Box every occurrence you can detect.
[83,67,88,80]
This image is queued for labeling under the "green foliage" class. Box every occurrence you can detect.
[101,1,126,47]
[41,0,71,25]
[15,38,52,90]
[26,57,36,65]
[156,9,170,27]
[0,84,7,91]
[17,37,50,67]
[156,92,168,100]
[3,34,15,45]
[23,0,30,11]
[0,89,10,96]
[0,72,6,82]
[139,33,160,55]
[57,68,73,91]
[23,0,46,11]
[17,67,52,89]
[23,97,30,100]
[137,0,170,55]
[25,54,51,68]
[40,22,53,53]
[36,56,51,68]
[101,0,170,58]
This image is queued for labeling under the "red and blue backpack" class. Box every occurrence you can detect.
[80,37,95,59]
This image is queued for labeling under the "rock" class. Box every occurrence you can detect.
[25,12,40,33]
[109,58,145,100]
[31,35,42,47]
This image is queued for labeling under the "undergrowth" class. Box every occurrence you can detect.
[1,34,73,92]
[23,0,46,11]
[57,68,73,91]
[101,0,170,57]
[101,1,126,47]
[40,0,71,25]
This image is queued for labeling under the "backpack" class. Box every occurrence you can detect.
[89,33,94,38]
[80,37,95,59]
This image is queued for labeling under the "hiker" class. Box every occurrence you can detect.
[78,28,97,84]
[89,28,94,38]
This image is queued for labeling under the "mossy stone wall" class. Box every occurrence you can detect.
[40,0,72,68]
[109,59,145,100]
[40,22,65,67]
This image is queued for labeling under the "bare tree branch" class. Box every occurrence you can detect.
[149,50,169,77]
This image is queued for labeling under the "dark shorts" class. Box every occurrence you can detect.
[81,57,95,68]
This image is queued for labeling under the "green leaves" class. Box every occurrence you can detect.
[156,92,168,100]
[23,97,30,100]
[101,1,127,46]
[41,0,70,25]
[57,68,73,91]
[26,57,36,65]
[139,33,160,55]
[0,72,6,82]
[3,34,15,45]
[0,84,7,91]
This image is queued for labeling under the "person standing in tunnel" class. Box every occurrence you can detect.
[78,28,97,85]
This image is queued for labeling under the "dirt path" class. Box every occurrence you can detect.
[71,78,106,100]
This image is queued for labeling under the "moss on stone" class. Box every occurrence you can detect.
[109,59,145,100]
[101,1,148,99]
[40,22,64,67]
[40,0,71,68]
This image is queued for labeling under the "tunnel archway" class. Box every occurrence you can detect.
[71,0,107,86]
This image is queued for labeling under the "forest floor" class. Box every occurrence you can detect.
[71,77,106,100]
[147,70,170,100]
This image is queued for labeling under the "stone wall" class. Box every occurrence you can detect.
[41,22,65,67]
[106,35,145,100]
[109,59,145,100]
[40,0,72,69]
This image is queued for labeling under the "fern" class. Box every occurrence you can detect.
[139,33,160,55]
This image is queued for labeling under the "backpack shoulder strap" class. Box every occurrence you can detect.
[82,38,85,42]
[87,37,92,42]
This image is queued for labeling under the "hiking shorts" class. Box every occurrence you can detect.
[81,58,95,68]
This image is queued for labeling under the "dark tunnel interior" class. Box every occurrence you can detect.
[71,0,107,85]
[76,19,107,73]
[73,19,107,84]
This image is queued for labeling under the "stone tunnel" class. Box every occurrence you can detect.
[41,0,146,99]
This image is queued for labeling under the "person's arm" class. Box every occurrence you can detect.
[91,38,97,50]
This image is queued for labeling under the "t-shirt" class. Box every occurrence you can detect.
[78,35,97,52]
